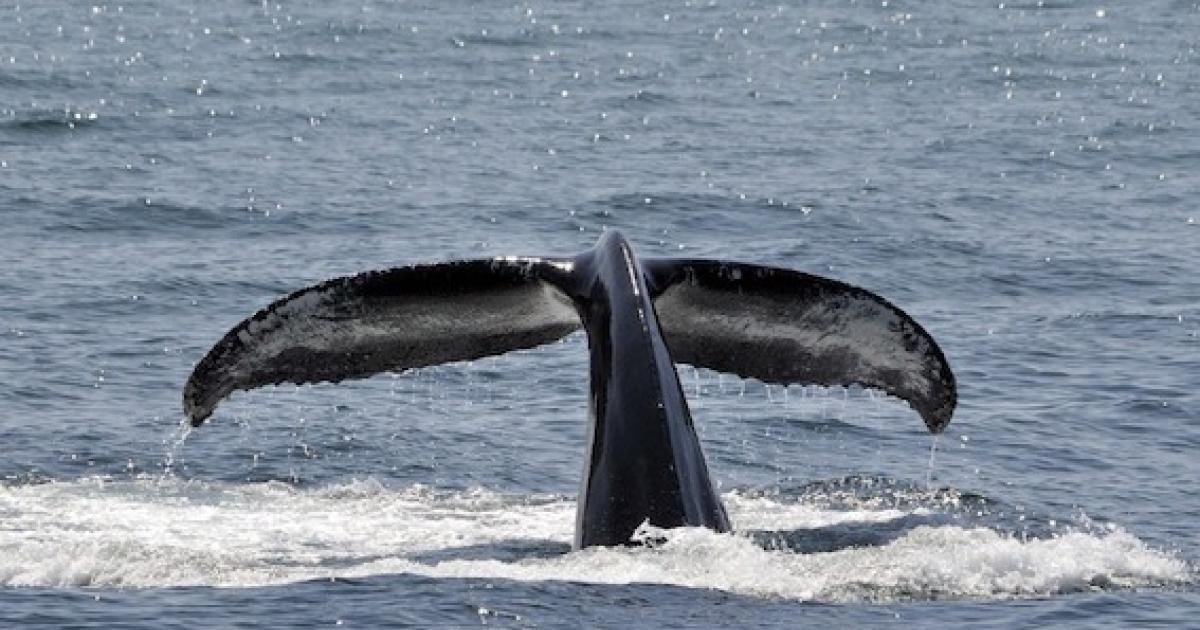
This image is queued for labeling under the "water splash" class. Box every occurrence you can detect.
[0,479,1188,598]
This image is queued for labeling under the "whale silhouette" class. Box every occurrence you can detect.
[184,230,956,548]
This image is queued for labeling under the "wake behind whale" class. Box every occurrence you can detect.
[183,230,956,548]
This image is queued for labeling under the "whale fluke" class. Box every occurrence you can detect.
[184,258,580,426]
[643,259,956,433]
[183,231,957,547]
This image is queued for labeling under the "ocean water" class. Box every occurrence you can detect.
[2,0,1198,626]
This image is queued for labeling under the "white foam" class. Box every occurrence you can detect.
[0,478,1189,600]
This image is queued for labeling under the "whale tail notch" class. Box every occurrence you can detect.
[184,252,955,432]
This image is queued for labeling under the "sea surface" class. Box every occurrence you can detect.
[2,0,1198,627]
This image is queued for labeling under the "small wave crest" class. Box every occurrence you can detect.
[0,478,1188,600]
[0,106,102,132]
[38,196,307,236]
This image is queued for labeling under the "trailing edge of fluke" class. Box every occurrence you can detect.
[183,230,956,548]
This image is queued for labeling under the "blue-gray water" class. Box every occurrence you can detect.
[2,0,1198,627]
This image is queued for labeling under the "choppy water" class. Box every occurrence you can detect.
[2,0,1198,627]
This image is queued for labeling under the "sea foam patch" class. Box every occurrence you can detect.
[0,478,1189,600]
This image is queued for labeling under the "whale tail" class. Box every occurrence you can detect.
[184,254,955,432]
[184,233,956,548]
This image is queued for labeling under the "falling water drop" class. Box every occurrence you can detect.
[162,416,194,475]
[926,435,940,490]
